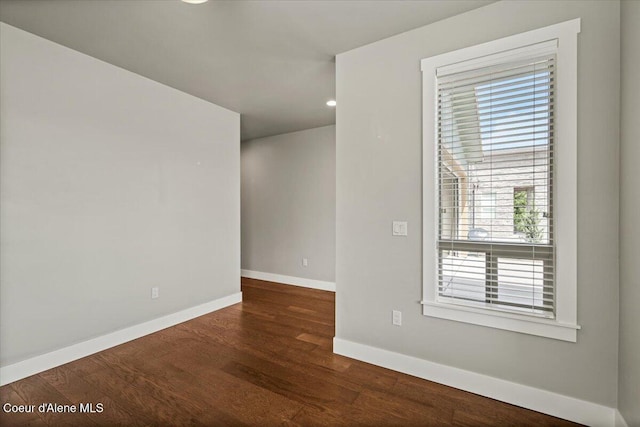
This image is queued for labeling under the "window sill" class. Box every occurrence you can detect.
[421,300,580,342]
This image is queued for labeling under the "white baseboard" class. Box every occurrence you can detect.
[615,410,630,427]
[333,337,617,427]
[241,269,335,292]
[0,292,242,386]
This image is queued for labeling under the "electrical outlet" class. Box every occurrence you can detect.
[302,258,308,267]
[392,310,402,326]
[151,287,159,299]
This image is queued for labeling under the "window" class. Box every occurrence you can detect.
[421,19,581,341]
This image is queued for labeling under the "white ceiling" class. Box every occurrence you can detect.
[0,0,493,141]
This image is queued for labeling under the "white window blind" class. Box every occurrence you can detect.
[436,53,555,317]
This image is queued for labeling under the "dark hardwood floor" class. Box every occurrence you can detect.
[1,278,580,426]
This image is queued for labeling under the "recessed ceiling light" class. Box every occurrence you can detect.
[182,0,208,4]
[326,100,337,107]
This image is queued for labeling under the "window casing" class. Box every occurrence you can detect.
[421,19,581,342]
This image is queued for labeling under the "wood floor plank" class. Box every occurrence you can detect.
[0,277,582,426]
[227,300,277,321]
[221,359,360,411]
[352,388,451,425]
[10,375,98,427]
[96,351,258,427]
[0,386,48,427]
[240,286,334,314]
[341,361,399,391]
[282,346,352,373]
[241,278,335,302]
[149,352,304,426]
[275,312,335,334]
[290,396,422,427]
[38,366,143,427]
[295,332,333,348]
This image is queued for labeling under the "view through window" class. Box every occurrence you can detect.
[437,55,554,316]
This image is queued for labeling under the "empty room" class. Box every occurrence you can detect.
[0,0,638,426]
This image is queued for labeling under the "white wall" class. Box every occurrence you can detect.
[336,0,619,408]
[0,23,240,366]
[241,126,335,283]
[618,1,640,425]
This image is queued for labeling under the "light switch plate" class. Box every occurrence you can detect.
[392,221,408,236]
[392,310,402,326]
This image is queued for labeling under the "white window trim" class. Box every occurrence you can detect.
[421,19,581,342]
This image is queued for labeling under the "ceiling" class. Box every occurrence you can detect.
[0,0,493,141]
